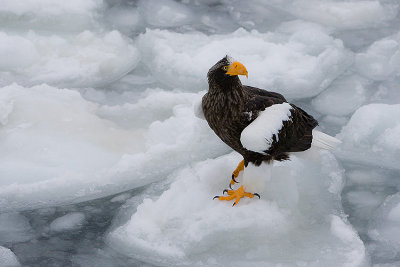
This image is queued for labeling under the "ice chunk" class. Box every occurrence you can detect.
[97,89,198,129]
[217,0,293,32]
[368,193,400,262]
[337,103,400,169]
[0,94,13,126]
[0,213,33,244]
[104,5,144,34]
[269,0,399,30]
[0,246,20,267]
[0,30,140,87]
[110,193,131,203]
[137,27,352,98]
[50,212,86,232]
[312,75,368,116]
[330,215,366,266]
[0,84,226,211]
[138,0,194,28]
[0,83,144,210]
[355,33,400,81]
[0,0,103,31]
[108,152,365,266]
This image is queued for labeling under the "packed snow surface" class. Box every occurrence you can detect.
[0,0,399,266]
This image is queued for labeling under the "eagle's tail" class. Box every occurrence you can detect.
[311,130,341,150]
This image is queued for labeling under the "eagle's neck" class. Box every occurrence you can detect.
[207,76,247,120]
[208,81,246,120]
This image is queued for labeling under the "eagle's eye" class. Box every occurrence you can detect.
[222,66,228,71]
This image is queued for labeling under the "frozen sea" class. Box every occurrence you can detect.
[0,0,400,266]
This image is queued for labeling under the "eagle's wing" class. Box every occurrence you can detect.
[240,95,318,156]
[243,85,287,102]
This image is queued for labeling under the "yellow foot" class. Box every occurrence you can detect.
[230,160,245,189]
[213,185,260,206]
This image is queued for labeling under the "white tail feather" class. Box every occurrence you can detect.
[311,130,341,150]
[293,130,341,161]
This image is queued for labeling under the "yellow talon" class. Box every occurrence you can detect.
[215,185,259,206]
[232,160,245,178]
[230,160,245,187]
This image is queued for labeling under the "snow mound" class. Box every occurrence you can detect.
[108,152,366,266]
[337,103,400,169]
[0,246,20,267]
[50,212,86,232]
[137,26,352,98]
[0,30,139,87]
[0,84,226,211]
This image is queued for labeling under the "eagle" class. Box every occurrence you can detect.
[197,56,340,206]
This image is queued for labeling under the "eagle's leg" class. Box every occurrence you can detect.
[230,159,245,189]
[213,185,260,206]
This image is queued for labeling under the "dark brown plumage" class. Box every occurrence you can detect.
[202,56,318,167]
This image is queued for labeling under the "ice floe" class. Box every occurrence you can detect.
[0,30,139,87]
[108,152,366,266]
[137,26,352,99]
[337,103,400,169]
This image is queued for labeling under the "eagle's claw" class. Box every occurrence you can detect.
[213,185,259,206]
[229,175,239,189]
[231,175,238,183]
[253,193,261,199]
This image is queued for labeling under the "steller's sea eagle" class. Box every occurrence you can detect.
[197,55,341,206]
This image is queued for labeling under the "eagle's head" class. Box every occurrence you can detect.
[207,55,248,90]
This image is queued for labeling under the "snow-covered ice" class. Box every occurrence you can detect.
[337,103,400,169]
[0,0,103,31]
[269,0,398,31]
[137,26,352,98]
[108,152,366,266]
[0,84,225,211]
[0,246,20,267]
[50,212,86,232]
[312,75,368,116]
[0,30,140,87]
[0,213,34,244]
[0,0,399,266]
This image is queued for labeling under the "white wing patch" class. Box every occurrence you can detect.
[194,98,205,120]
[240,103,293,153]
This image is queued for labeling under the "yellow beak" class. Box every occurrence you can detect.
[226,61,248,78]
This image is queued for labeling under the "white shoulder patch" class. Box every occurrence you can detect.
[240,103,292,153]
[194,98,205,120]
